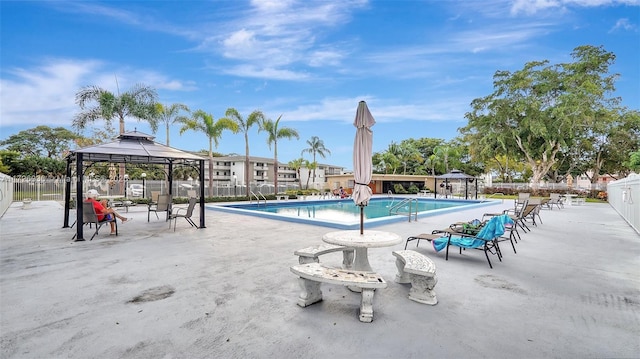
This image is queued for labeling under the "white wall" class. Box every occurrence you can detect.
[607,173,640,235]
[0,173,14,218]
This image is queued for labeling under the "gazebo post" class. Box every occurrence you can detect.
[198,159,206,229]
[75,153,84,241]
[63,157,72,228]
[434,178,437,199]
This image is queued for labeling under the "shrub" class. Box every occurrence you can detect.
[393,183,408,194]
[597,191,608,201]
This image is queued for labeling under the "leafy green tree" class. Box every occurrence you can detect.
[0,126,78,158]
[178,110,238,196]
[151,103,191,146]
[372,152,388,174]
[462,45,619,189]
[1,153,65,177]
[628,150,640,172]
[301,136,331,183]
[222,108,265,198]
[260,115,299,193]
[0,151,20,176]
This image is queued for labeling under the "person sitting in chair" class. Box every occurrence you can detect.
[339,187,348,198]
[85,189,131,235]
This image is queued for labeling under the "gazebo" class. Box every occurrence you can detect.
[63,131,206,240]
[434,169,477,199]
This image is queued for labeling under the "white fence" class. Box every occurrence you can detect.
[607,174,640,235]
[490,182,607,192]
[9,176,302,203]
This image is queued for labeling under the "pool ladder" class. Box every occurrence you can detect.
[250,191,267,205]
[388,198,418,222]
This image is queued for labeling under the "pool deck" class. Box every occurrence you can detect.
[1,198,639,358]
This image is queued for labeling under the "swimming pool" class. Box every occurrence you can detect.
[208,197,495,229]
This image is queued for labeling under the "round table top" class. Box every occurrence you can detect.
[322,230,402,248]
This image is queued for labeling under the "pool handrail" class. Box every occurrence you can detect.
[388,198,418,222]
[250,190,267,205]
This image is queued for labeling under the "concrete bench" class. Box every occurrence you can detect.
[392,250,438,305]
[294,244,355,269]
[290,263,387,323]
[276,195,288,201]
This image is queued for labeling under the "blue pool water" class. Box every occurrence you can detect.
[208,197,494,229]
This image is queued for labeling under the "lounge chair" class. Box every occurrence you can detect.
[527,198,543,225]
[148,194,172,222]
[405,219,485,250]
[516,192,530,207]
[73,201,117,241]
[168,197,198,231]
[431,214,513,268]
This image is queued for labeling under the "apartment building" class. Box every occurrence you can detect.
[206,155,345,190]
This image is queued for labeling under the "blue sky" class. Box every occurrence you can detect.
[1,0,639,170]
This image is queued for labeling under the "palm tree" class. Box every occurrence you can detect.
[304,160,316,190]
[288,158,304,189]
[260,115,299,194]
[73,83,157,135]
[177,110,238,197]
[152,103,190,146]
[223,108,265,198]
[301,136,331,185]
[74,83,157,193]
[433,145,459,174]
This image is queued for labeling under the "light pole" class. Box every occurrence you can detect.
[233,175,237,197]
[141,172,147,199]
[124,174,129,198]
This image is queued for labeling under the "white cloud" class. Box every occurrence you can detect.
[280,96,470,124]
[198,1,368,79]
[609,18,637,32]
[0,59,195,127]
[510,0,640,15]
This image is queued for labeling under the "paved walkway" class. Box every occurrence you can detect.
[1,199,638,358]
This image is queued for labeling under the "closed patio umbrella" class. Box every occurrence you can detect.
[352,101,376,234]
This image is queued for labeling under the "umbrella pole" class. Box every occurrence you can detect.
[360,205,364,235]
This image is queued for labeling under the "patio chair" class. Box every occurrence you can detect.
[168,197,198,231]
[72,201,117,241]
[148,194,172,222]
[431,214,513,268]
[548,193,564,210]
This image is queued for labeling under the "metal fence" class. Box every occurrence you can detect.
[10,176,303,203]
[607,173,639,235]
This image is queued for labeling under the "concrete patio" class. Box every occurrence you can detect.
[1,199,638,358]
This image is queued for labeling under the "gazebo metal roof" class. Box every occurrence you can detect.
[70,131,205,164]
[64,131,207,240]
[436,169,476,180]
